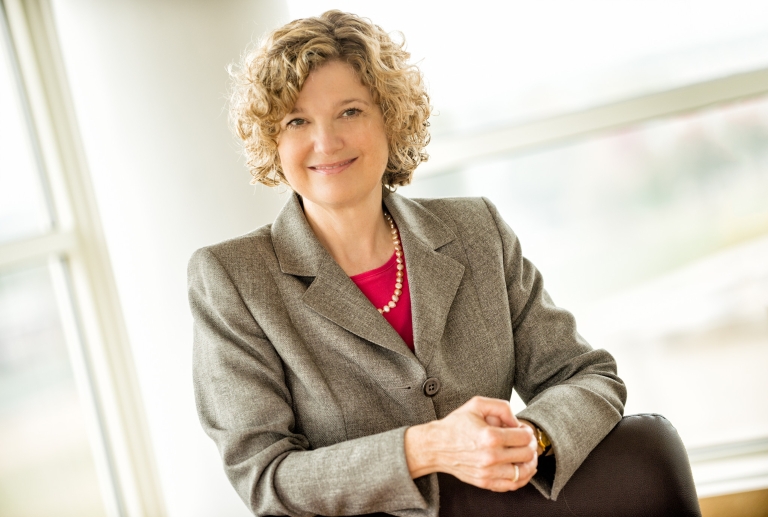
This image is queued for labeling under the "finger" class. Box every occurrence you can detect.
[467,440,536,469]
[496,443,538,465]
[467,396,519,428]
[480,426,537,450]
[503,461,536,482]
[510,463,538,490]
[474,462,538,492]
[512,452,539,488]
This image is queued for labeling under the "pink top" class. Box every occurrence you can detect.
[350,251,414,350]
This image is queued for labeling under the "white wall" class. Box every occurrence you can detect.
[50,1,290,515]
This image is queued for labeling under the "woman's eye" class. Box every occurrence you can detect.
[286,118,306,128]
[342,108,361,118]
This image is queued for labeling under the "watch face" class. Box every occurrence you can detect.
[537,428,551,449]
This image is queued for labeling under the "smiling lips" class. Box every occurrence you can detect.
[308,158,357,175]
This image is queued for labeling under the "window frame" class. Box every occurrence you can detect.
[1,1,166,516]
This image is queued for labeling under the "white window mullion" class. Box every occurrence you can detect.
[422,67,768,177]
[0,230,74,270]
[48,255,124,517]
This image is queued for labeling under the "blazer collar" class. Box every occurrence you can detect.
[271,191,457,275]
[382,191,456,251]
[271,191,464,363]
[271,193,325,276]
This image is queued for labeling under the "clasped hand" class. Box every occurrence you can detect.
[404,396,538,492]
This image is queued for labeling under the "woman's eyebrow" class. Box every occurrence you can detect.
[338,98,371,106]
[287,98,370,115]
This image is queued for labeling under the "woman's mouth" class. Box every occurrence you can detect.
[308,158,356,175]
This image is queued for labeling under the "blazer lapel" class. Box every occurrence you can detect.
[385,193,466,366]
[302,259,413,357]
[272,194,413,358]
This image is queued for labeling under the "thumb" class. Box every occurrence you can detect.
[485,415,503,427]
[469,396,520,428]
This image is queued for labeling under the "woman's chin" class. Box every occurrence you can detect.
[302,186,383,211]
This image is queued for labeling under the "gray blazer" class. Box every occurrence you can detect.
[189,192,626,517]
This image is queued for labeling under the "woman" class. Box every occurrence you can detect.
[189,10,626,517]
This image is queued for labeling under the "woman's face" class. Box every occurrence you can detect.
[277,60,389,212]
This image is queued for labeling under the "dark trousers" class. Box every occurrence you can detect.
[360,414,701,517]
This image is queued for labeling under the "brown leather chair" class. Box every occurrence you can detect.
[435,413,702,516]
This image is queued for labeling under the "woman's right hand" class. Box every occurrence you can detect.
[404,396,538,492]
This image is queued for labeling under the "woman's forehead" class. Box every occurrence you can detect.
[290,61,373,111]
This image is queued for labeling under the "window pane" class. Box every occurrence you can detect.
[0,261,107,517]
[288,1,768,136]
[404,95,768,449]
[0,7,52,244]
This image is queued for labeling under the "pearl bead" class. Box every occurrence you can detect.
[378,212,406,315]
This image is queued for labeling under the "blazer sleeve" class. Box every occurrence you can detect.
[481,198,627,500]
[188,247,432,517]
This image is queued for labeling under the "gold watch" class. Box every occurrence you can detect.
[534,426,552,455]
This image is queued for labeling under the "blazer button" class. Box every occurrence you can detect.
[422,377,441,397]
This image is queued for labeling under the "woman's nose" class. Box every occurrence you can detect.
[312,123,344,155]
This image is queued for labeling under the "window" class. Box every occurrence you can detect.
[290,0,768,498]
[0,1,163,515]
[405,97,768,462]
[0,260,108,516]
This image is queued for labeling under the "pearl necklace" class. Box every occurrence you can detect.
[378,212,404,314]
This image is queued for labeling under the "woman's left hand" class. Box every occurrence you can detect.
[404,396,539,491]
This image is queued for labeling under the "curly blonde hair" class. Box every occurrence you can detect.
[229,10,431,187]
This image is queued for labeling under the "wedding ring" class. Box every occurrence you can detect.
[513,464,519,483]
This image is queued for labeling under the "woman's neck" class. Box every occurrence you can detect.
[302,193,394,276]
